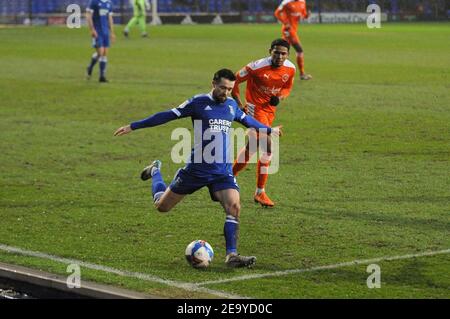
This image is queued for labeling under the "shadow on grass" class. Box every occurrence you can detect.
[288,204,450,234]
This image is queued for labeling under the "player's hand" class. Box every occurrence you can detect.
[91,29,98,38]
[271,125,283,137]
[269,96,280,107]
[114,125,132,136]
[110,33,116,43]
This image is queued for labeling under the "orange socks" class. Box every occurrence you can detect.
[296,53,305,75]
[233,149,273,192]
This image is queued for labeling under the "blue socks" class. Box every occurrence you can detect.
[224,215,239,255]
[87,54,108,78]
[151,168,166,203]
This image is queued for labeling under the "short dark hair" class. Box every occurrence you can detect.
[213,68,236,82]
[270,38,290,51]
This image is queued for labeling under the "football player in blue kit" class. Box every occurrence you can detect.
[114,69,283,268]
[86,0,116,82]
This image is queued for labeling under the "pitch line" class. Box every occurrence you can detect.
[0,244,247,299]
[196,248,450,286]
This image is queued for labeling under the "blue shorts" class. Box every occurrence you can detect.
[92,33,110,48]
[169,168,239,202]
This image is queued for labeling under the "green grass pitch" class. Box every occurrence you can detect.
[0,22,449,298]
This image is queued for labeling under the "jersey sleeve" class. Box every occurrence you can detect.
[171,98,196,118]
[232,66,251,98]
[130,110,178,130]
[234,104,247,122]
[232,64,253,106]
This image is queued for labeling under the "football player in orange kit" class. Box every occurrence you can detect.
[232,39,296,207]
[275,0,312,80]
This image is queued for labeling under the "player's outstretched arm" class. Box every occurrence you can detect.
[114,109,180,137]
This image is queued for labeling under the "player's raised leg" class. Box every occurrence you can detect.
[214,188,256,268]
[141,160,185,212]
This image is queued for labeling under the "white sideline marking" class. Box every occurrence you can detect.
[197,248,450,286]
[0,244,246,299]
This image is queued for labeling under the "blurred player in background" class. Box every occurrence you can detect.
[275,0,312,80]
[114,69,282,268]
[124,0,151,38]
[86,0,116,82]
[232,39,295,207]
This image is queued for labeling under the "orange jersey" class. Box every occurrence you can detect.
[274,0,308,31]
[233,57,296,114]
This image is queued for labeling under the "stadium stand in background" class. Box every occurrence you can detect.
[0,0,448,25]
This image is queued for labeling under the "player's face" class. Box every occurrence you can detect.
[270,45,289,67]
[212,78,235,103]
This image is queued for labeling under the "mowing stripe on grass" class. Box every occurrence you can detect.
[197,248,450,286]
[0,244,247,299]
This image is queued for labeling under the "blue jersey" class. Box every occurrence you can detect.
[170,93,268,177]
[87,0,113,34]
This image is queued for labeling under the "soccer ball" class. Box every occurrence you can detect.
[185,240,214,269]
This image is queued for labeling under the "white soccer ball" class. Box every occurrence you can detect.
[185,240,214,269]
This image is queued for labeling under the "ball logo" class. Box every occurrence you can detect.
[185,240,214,268]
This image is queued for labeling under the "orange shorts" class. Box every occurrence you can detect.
[253,107,275,127]
[282,26,300,45]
